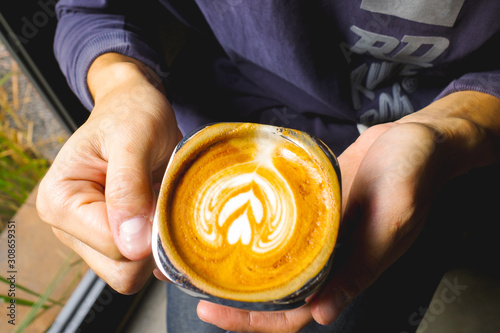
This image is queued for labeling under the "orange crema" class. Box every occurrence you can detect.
[158,123,340,302]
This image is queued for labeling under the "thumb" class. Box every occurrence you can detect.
[309,250,377,325]
[105,142,156,261]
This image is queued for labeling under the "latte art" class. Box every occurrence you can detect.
[196,156,297,253]
[157,123,341,303]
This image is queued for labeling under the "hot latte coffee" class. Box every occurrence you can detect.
[154,123,340,307]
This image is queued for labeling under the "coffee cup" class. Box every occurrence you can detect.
[152,123,341,311]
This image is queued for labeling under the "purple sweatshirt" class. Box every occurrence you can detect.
[54,0,500,155]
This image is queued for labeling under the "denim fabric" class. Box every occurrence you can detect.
[164,161,500,332]
[165,216,449,333]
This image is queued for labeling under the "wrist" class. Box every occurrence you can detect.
[87,53,164,104]
[397,91,500,178]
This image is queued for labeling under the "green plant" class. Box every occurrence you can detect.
[0,67,49,232]
[0,253,84,332]
[1,43,83,333]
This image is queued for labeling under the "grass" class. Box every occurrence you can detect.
[0,254,85,333]
[0,58,50,232]
[0,44,85,332]
[13,253,83,333]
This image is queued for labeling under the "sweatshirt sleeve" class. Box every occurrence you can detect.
[436,71,500,101]
[54,0,167,111]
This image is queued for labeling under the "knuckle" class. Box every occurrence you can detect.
[110,278,142,295]
[359,258,380,283]
[51,227,70,245]
[247,311,258,328]
[36,175,60,226]
[247,312,302,333]
[390,214,413,243]
[107,266,151,295]
[35,187,50,223]
[281,314,302,333]
[343,258,381,297]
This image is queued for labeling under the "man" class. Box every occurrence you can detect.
[37,1,500,331]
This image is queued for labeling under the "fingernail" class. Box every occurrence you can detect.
[119,216,151,256]
[318,290,348,325]
[196,301,211,323]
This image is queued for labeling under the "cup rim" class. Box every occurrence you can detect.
[152,122,341,310]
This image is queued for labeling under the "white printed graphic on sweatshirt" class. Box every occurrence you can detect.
[360,0,465,27]
[349,26,450,68]
[347,25,450,126]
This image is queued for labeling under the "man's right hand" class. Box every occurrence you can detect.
[36,53,181,294]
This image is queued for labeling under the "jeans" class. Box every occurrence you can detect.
[164,162,500,332]
[165,234,445,333]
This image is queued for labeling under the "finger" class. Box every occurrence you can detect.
[53,227,154,294]
[105,135,156,261]
[310,220,420,326]
[197,301,313,333]
[311,152,427,324]
[37,150,123,260]
[309,242,379,325]
[309,194,395,324]
[152,268,172,283]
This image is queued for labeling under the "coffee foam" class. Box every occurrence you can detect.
[158,123,340,302]
[194,133,297,254]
